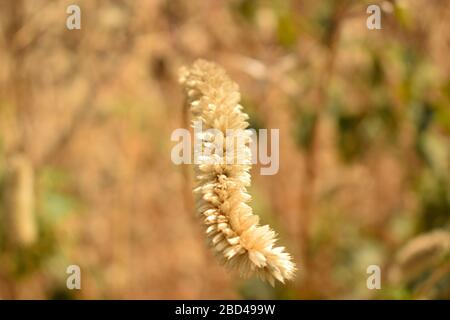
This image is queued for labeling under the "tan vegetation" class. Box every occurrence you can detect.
[0,0,449,299]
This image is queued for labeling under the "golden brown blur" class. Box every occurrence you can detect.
[0,0,449,299]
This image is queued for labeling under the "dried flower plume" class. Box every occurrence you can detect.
[390,229,450,284]
[179,59,295,285]
[3,154,36,247]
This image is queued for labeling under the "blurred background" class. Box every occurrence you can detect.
[0,0,449,299]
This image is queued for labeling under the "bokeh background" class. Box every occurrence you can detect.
[0,0,449,299]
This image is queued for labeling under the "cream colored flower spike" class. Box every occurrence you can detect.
[179,59,296,286]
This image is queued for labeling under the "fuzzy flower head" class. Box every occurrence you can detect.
[179,59,296,285]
